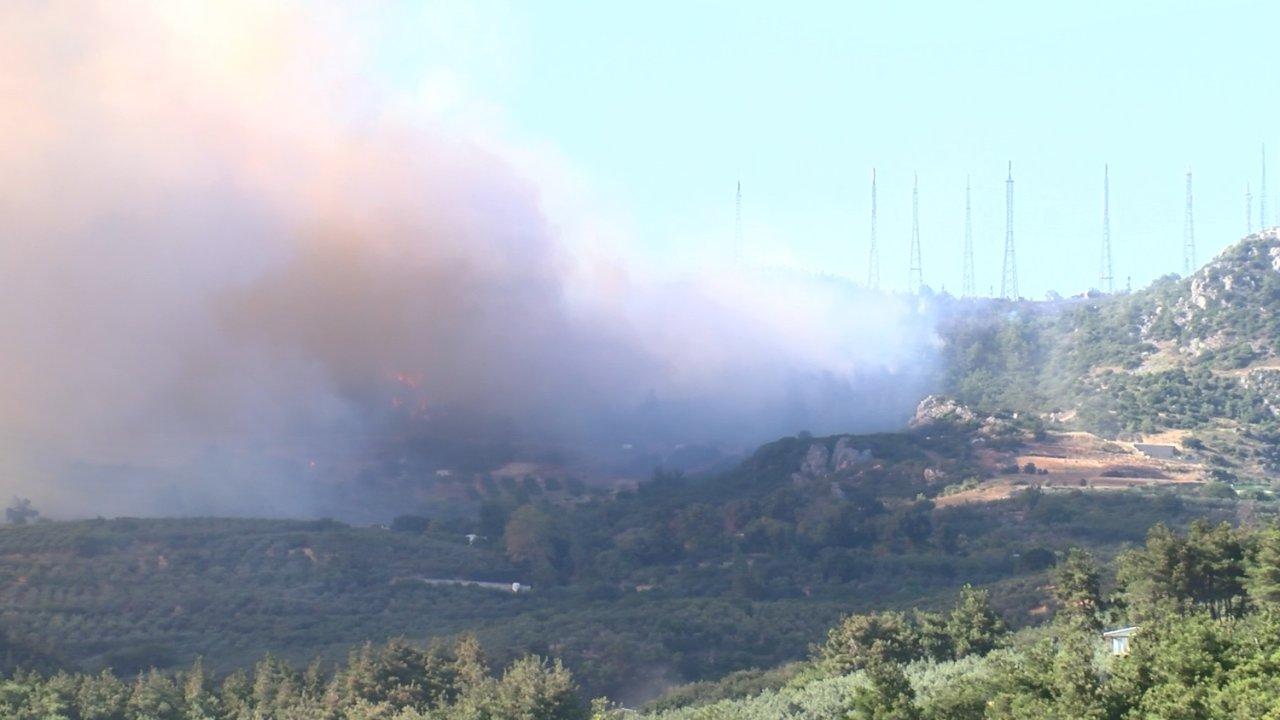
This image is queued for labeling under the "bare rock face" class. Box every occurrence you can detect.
[909,395,977,429]
[1242,368,1280,417]
[799,443,831,478]
[1170,232,1280,346]
[793,436,874,483]
[1189,276,1214,310]
[831,437,872,470]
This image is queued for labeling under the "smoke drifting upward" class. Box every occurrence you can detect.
[0,3,936,518]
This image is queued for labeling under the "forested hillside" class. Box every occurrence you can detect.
[10,521,1280,718]
[0,413,1263,704]
[942,233,1280,461]
[635,522,1280,719]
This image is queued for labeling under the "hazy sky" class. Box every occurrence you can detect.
[383,0,1280,297]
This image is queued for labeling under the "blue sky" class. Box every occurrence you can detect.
[384,0,1280,297]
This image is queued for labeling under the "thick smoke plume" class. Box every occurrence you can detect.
[0,3,935,519]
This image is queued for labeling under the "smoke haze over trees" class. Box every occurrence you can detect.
[0,3,935,518]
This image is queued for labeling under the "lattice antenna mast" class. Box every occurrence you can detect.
[1183,168,1196,275]
[734,181,743,263]
[1001,161,1018,300]
[1263,145,1269,230]
[908,173,924,294]
[1100,164,1113,293]
[1247,182,1254,235]
[868,169,880,289]
[961,176,975,297]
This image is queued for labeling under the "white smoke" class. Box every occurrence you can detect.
[0,2,936,518]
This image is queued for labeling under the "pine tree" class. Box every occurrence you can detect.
[448,634,498,719]
[453,635,489,691]
[372,638,429,710]
[1054,548,1103,631]
[1187,521,1246,619]
[75,669,129,720]
[819,611,920,673]
[126,669,182,720]
[301,657,326,701]
[911,609,954,662]
[1120,522,1248,620]
[181,658,219,720]
[492,656,585,720]
[218,669,252,720]
[1117,523,1190,620]
[331,642,378,710]
[947,585,1006,658]
[1049,628,1106,720]
[419,641,460,708]
[35,670,76,719]
[1246,524,1280,610]
[251,654,302,716]
[850,657,920,720]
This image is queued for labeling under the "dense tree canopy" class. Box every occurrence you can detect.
[0,636,585,720]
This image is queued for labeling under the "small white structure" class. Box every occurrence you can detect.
[1103,626,1139,655]
[1133,444,1177,460]
[511,582,523,593]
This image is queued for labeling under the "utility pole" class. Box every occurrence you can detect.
[868,170,880,289]
[1001,162,1018,300]
[1263,144,1269,230]
[1183,168,1196,275]
[734,181,743,263]
[962,177,975,297]
[1247,182,1254,235]
[1100,165,1113,294]
[909,173,923,294]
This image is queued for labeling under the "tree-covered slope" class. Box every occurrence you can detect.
[0,415,1260,704]
[636,521,1280,719]
[12,520,1280,719]
[941,230,1280,471]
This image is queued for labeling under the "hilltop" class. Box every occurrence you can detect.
[941,230,1280,488]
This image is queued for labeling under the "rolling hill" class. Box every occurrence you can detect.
[7,232,1280,708]
[941,230,1280,486]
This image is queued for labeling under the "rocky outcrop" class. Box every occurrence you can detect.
[1242,367,1280,416]
[831,437,872,470]
[793,436,873,482]
[799,443,830,477]
[909,395,977,429]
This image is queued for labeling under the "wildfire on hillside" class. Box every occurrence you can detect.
[388,371,431,422]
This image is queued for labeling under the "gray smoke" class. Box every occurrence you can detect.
[0,3,937,519]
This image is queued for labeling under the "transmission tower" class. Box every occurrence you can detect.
[961,176,975,297]
[868,169,880,289]
[1247,182,1254,235]
[1100,165,1113,293]
[1001,162,1018,300]
[734,181,743,263]
[1183,168,1196,275]
[1263,145,1269,230]
[908,173,923,294]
